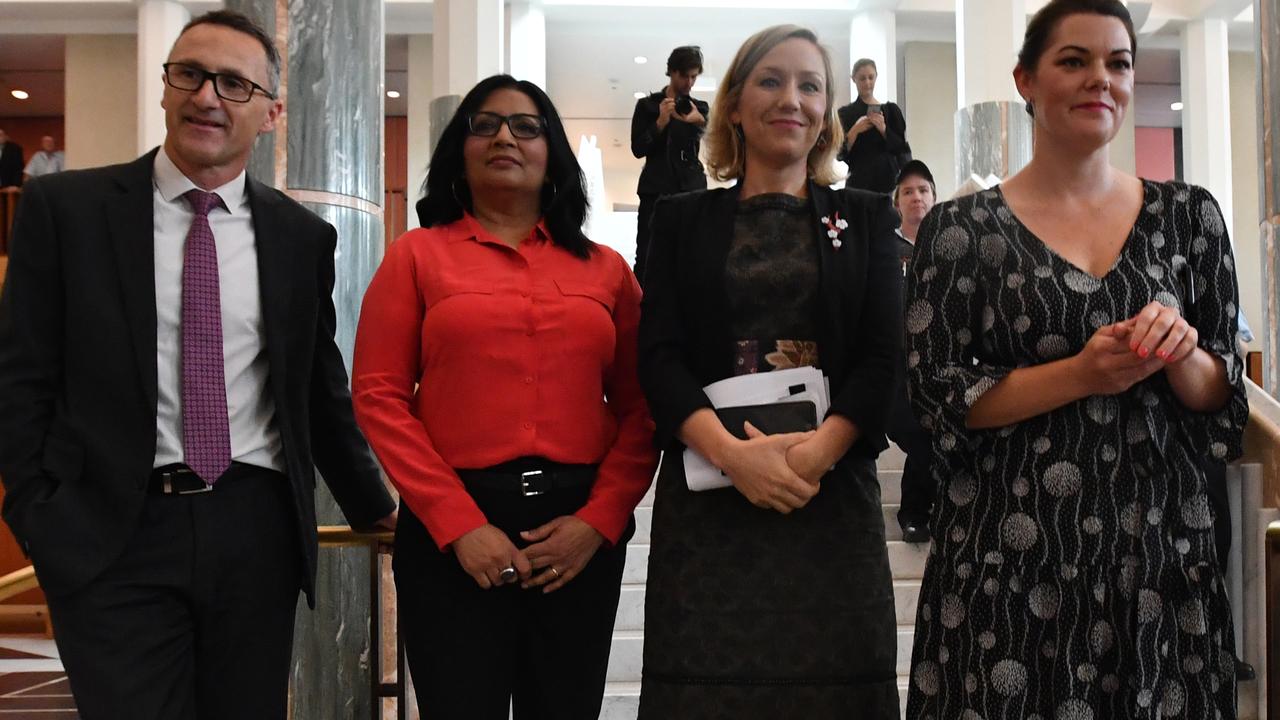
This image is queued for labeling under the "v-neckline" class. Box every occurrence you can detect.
[994,180,1148,283]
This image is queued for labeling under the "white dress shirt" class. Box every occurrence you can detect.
[152,148,284,472]
[24,150,64,177]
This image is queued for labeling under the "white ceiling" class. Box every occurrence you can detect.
[0,0,1258,155]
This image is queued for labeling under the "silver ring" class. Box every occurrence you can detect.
[498,566,517,583]
[549,566,560,579]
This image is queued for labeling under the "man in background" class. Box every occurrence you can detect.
[630,45,708,284]
[23,136,64,181]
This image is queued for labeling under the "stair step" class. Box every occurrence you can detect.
[893,579,922,625]
[622,544,648,584]
[886,540,930,579]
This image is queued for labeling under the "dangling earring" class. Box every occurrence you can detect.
[816,133,828,149]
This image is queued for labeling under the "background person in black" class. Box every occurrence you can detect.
[0,129,23,188]
[887,160,936,543]
[630,45,708,284]
[836,58,909,193]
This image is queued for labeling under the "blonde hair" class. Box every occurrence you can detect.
[704,25,843,186]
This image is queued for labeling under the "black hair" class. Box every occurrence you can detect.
[1018,0,1136,73]
[416,75,593,259]
[178,10,281,92]
[667,46,704,76]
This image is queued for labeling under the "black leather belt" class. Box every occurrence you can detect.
[458,458,597,498]
[148,464,214,495]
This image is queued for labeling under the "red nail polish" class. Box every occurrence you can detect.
[1138,347,1149,358]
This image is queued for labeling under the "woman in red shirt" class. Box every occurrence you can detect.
[351,75,656,719]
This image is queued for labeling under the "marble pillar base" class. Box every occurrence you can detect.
[954,100,1033,190]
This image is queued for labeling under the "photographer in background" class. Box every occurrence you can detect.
[631,45,709,284]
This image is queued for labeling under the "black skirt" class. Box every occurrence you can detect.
[638,453,900,719]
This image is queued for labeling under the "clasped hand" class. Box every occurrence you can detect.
[1077,300,1198,395]
[451,516,604,593]
[720,421,826,514]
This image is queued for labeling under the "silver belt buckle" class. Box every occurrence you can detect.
[520,470,545,497]
[162,470,213,495]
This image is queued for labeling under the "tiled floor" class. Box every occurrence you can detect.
[0,637,76,718]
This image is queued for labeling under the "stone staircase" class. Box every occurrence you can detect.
[599,444,923,719]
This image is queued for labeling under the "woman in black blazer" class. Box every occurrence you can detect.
[637,24,902,720]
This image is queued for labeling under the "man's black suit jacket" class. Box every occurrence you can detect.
[0,141,23,187]
[0,149,395,600]
[638,181,903,460]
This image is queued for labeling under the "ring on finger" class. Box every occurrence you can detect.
[498,566,517,584]
[549,566,560,579]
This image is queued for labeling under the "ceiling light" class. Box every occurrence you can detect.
[634,56,647,64]
[387,90,401,99]
[10,90,29,100]
[692,77,717,92]
[634,91,646,99]
[1170,101,1183,111]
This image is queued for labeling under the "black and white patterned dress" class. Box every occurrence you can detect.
[903,180,1248,719]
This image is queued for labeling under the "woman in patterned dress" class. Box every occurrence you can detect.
[905,1,1247,718]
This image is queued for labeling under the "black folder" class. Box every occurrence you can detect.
[715,400,819,440]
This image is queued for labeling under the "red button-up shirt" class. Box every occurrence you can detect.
[352,214,656,550]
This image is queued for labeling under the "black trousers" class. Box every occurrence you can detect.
[44,464,303,720]
[1202,459,1232,570]
[634,193,659,286]
[887,380,933,523]
[395,478,629,720]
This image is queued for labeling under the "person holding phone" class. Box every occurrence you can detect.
[631,45,709,284]
[837,58,909,193]
[905,1,1246,716]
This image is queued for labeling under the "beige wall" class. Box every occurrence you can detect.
[65,35,138,170]
[1229,50,1261,350]
[903,42,957,200]
[1112,95,1136,175]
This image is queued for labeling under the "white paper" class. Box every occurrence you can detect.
[683,367,830,491]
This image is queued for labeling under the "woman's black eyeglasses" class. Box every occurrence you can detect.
[467,112,546,139]
[163,62,277,103]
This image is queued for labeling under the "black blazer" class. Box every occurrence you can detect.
[638,181,903,460]
[630,91,709,196]
[0,149,395,600]
[0,141,23,187]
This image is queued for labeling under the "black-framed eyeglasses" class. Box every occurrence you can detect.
[467,112,546,139]
[163,62,276,103]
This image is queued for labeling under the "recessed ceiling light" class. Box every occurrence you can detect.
[634,91,646,99]
[634,56,647,64]
[10,90,29,100]
[1170,101,1183,111]
[387,90,401,99]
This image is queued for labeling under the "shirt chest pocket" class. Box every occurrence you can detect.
[425,278,495,309]
[554,279,615,316]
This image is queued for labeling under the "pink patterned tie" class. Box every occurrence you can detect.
[181,190,232,483]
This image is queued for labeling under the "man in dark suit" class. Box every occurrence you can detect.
[630,45,708,284]
[0,129,23,187]
[0,10,395,719]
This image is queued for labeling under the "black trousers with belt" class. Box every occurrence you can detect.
[395,464,630,720]
[634,193,659,286]
[45,463,303,720]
